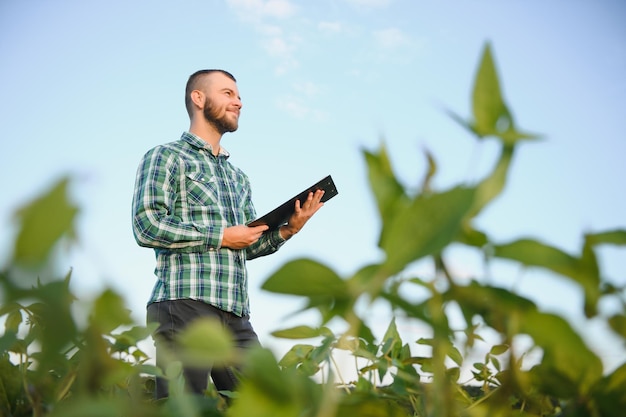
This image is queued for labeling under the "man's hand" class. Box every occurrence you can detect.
[279,189,325,240]
[222,224,269,249]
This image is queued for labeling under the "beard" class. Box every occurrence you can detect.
[203,98,238,134]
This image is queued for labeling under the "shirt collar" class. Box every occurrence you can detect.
[181,131,230,158]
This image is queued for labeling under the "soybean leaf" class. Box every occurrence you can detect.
[526,311,603,398]
[271,325,330,340]
[380,186,475,276]
[493,238,600,317]
[13,176,79,267]
[364,145,410,228]
[608,314,626,339]
[262,258,346,298]
[90,288,133,334]
[176,317,235,366]
[584,229,626,246]
[592,363,626,417]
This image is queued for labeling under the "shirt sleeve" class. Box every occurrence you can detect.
[131,146,222,252]
[246,228,286,260]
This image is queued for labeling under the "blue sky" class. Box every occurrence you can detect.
[1,0,625,376]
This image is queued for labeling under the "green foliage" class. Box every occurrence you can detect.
[1,42,624,417]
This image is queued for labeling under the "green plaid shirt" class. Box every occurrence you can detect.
[132,132,285,316]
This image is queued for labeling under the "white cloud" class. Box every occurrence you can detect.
[276,95,328,121]
[293,80,322,96]
[262,36,293,57]
[373,27,410,49]
[274,58,299,76]
[344,0,391,8]
[227,0,301,75]
[257,23,283,37]
[278,96,309,118]
[318,21,344,35]
[226,0,296,21]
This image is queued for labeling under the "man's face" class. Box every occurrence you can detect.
[201,73,242,134]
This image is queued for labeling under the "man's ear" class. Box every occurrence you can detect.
[190,90,205,109]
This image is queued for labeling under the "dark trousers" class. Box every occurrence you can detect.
[147,299,260,399]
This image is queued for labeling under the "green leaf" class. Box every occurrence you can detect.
[592,363,626,417]
[608,314,626,339]
[472,42,508,137]
[363,144,410,225]
[471,43,539,145]
[584,229,626,246]
[271,325,328,340]
[420,148,437,193]
[90,289,133,334]
[526,311,603,398]
[111,324,157,353]
[490,356,501,372]
[446,366,461,382]
[278,344,314,368]
[493,238,601,317]
[13,176,79,266]
[4,310,22,333]
[447,345,463,367]
[28,280,78,358]
[176,317,235,366]
[456,224,489,248]
[261,258,346,297]
[229,347,322,417]
[381,318,401,357]
[0,330,17,354]
[336,393,409,417]
[467,144,514,219]
[490,344,509,356]
[380,186,475,275]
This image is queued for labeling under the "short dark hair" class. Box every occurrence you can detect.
[184,69,237,117]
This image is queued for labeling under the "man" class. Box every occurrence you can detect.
[132,69,325,399]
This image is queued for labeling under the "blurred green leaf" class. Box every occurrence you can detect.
[111,324,158,354]
[262,258,347,297]
[584,229,626,246]
[271,325,330,340]
[380,186,475,276]
[337,392,410,417]
[0,332,19,355]
[456,225,489,248]
[13,176,79,266]
[420,148,437,193]
[490,344,509,356]
[449,281,537,334]
[472,42,507,136]
[278,344,314,369]
[4,310,22,333]
[608,314,626,339]
[471,43,539,145]
[493,238,600,316]
[448,345,463,367]
[467,144,514,220]
[527,311,603,398]
[176,317,235,366]
[363,144,410,225]
[229,347,322,417]
[90,289,133,334]
[381,318,402,359]
[28,279,78,360]
[591,363,626,417]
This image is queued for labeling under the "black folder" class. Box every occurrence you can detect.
[247,175,338,230]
